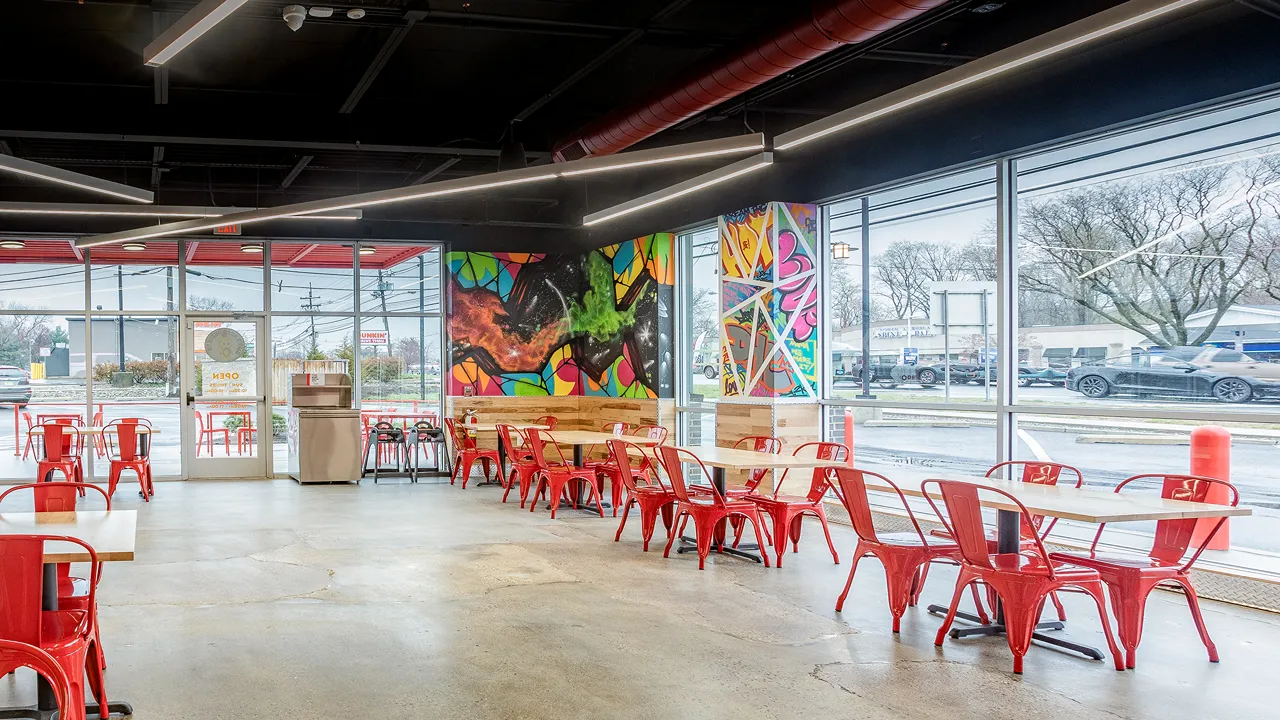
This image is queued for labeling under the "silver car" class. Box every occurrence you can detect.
[0,366,32,407]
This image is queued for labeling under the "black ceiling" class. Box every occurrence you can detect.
[3,0,1277,250]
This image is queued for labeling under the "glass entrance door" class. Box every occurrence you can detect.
[182,316,268,478]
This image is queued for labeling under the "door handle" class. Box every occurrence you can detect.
[185,392,194,406]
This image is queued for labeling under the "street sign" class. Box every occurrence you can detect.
[903,347,918,365]
[360,330,389,346]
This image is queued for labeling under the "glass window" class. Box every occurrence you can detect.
[89,316,181,477]
[0,321,85,481]
[358,315,442,417]
[862,165,998,404]
[827,404,997,487]
[89,242,179,311]
[358,245,442,314]
[1017,92,1280,412]
[827,199,868,400]
[678,227,720,446]
[270,315,355,474]
[270,243,355,312]
[186,242,264,311]
[0,240,86,311]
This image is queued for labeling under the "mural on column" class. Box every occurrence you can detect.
[719,202,819,398]
[447,234,674,398]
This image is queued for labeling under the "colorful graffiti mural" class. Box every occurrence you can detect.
[719,202,819,398]
[448,234,674,398]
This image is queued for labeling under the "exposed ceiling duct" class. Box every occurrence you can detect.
[551,0,950,161]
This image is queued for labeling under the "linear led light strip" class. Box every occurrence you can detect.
[0,154,154,203]
[775,0,1212,152]
[0,202,360,220]
[75,134,765,248]
[582,153,773,227]
[145,0,250,67]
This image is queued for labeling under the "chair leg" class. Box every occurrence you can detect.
[1174,576,1220,663]
[86,637,108,719]
[614,497,633,542]
[1077,580,1126,671]
[1000,592,1044,674]
[815,507,840,564]
[885,557,928,633]
[748,512,771,568]
[1107,580,1154,670]
[692,513,720,570]
[789,513,804,553]
[459,456,475,489]
[770,509,790,568]
[909,561,931,606]
[835,544,866,612]
[1048,591,1067,621]
[934,571,977,647]
[662,510,686,558]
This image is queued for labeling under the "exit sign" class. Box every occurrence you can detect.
[213,224,242,235]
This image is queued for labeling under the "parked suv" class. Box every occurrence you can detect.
[1066,347,1280,403]
[0,366,32,407]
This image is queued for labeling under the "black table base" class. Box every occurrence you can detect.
[927,508,1105,662]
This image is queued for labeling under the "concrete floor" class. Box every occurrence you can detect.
[2,477,1277,720]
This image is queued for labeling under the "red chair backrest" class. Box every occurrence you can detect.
[534,415,558,430]
[985,461,1084,539]
[780,442,848,501]
[39,423,79,463]
[0,482,111,512]
[607,439,661,493]
[444,418,475,450]
[526,429,572,472]
[21,412,33,431]
[657,445,722,507]
[496,424,526,461]
[922,479,1055,576]
[1093,473,1239,569]
[633,425,668,444]
[0,640,72,715]
[107,420,144,461]
[0,535,98,646]
[733,436,783,490]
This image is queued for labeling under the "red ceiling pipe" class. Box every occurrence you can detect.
[552,0,949,161]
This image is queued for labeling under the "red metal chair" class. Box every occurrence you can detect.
[497,424,540,506]
[445,418,499,488]
[231,411,256,455]
[609,439,676,550]
[596,425,669,514]
[832,468,982,632]
[195,411,229,456]
[1050,473,1237,669]
[533,415,558,430]
[580,421,631,465]
[924,479,1124,674]
[89,410,106,459]
[526,429,604,518]
[658,445,771,569]
[105,420,153,500]
[0,534,108,719]
[929,461,1084,621]
[21,411,37,460]
[0,640,74,720]
[0,482,112,681]
[746,442,845,568]
[36,423,83,484]
[724,435,783,497]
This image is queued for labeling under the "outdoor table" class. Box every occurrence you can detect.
[864,473,1252,661]
[0,509,137,719]
[671,445,846,562]
[538,430,666,513]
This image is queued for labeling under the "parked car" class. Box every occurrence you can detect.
[1066,347,1280,403]
[0,366,32,407]
[692,352,719,380]
[1017,365,1067,387]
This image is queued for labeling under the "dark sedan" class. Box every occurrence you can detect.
[0,366,32,407]
[1066,347,1280,403]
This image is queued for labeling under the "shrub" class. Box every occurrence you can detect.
[92,359,174,384]
[362,356,404,383]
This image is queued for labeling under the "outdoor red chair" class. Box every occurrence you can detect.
[924,479,1124,674]
[497,424,539,506]
[1050,473,1237,669]
[526,429,604,518]
[105,420,154,500]
[0,534,109,720]
[929,461,1084,621]
[89,411,106,458]
[195,411,229,456]
[0,640,74,720]
[36,423,83,484]
[446,418,499,488]
[609,439,676,550]
[21,411,37,460]
[232,412,256,455]
[658,446,771,569]
[0,482,112,681]
[533,415,559,430]
[746,442,846,568]
[832,468,982,632]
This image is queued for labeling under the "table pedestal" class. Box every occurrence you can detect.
[926,508,1104,661]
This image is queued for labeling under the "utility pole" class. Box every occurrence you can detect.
[373,268,392,364]
[300,283,321,355]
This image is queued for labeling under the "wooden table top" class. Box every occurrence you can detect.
[0,510,137,563]
[864,473,1251,524]
[673,445,846,471]
[30,426,157,435]
[548,430,664,446]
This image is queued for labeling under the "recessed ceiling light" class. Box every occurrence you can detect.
[309,7,334,18]
[240,243,265,253]
[347,8,365,19]
[358,246,377,255]
[0,240,26,250]
[121,241,147,251]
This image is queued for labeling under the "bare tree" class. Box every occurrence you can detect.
[872,240,980,319]
[1019,161,1280,347]
[690,286,719,347]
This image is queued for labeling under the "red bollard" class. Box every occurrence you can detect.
[844,408,854,467]
[1189,425,1231,550]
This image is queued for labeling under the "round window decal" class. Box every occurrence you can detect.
[205,327,247,362]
